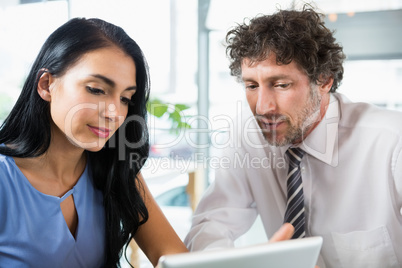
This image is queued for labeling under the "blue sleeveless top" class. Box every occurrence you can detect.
[0,154,106,267]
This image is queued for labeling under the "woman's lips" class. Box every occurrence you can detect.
[88,126,111,138]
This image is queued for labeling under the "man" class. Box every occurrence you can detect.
[184,6,402,268]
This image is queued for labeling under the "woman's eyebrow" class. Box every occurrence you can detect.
[90,74,137,91]
[90,74,115,87]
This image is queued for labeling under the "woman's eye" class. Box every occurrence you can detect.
[121,97,134,106]
[86,86,105,95]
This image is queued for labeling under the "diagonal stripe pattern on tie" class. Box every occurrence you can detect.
[284,147,306,239]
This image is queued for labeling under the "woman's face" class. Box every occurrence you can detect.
[43,46,137,152]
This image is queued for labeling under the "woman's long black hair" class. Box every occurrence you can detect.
[0,18,150,267]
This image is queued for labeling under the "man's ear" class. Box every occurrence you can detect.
[318,75,334,95]
[37,69,53,102]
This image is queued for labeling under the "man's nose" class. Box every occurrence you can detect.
[256,87,277,115]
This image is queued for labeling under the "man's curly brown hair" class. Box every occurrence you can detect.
[226,5,346,92]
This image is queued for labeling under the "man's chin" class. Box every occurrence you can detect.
[262,133,289,147]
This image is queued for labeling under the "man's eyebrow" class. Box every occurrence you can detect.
[269,75,292,80]
[90,74,137,91]
[241,76,254,82]
[241,74,292,81]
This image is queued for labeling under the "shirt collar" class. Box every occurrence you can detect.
[298,94,340,167]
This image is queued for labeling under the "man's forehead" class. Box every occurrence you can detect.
[241,56,306,76]
[241,53,280,67]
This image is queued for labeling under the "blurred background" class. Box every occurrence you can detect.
[1,0,401,267]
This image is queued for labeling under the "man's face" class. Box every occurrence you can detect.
[242,53,329,146]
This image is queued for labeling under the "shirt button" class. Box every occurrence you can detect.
[301,166,305,172]
[400,207,402,215]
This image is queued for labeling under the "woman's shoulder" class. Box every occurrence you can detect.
[0,144,9,165]
[0,153,12,171]
[0,154,20,185]
[0,144,19,173]
[0,154,15,199]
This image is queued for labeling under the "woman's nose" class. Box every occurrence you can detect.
[100,101,122,122]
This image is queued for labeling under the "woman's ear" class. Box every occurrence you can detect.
[37,69,53,102]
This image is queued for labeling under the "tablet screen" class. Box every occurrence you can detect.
[159,236,323,268]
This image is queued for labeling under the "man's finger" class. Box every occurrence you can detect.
[269,223,294,242]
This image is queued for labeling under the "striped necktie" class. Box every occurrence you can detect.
[284,147,306,239]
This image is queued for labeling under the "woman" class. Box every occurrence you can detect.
[0,18,187,267]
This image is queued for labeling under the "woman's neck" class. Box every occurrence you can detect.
[13,126,88,196]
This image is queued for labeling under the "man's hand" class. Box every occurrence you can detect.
[269,224,320,268]
[269,223,294,242]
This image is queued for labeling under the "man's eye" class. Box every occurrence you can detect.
[276,83,290,89]
[245,85,258,90]
[86,86,105,95]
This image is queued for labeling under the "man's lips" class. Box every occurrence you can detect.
[88,126,111,138]
[256,115,287,131]
[260,121,284,130]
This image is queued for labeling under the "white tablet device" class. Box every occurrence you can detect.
[158,236,323,268]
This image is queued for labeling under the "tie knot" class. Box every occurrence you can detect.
[286,147,305,165]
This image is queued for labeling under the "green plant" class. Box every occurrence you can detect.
[146,98,192,133]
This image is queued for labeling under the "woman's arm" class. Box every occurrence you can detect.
[134,172,189,267]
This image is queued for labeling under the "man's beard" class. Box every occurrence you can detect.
[257,86,322,147]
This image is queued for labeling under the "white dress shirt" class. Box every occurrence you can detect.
[184,93,402,268]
